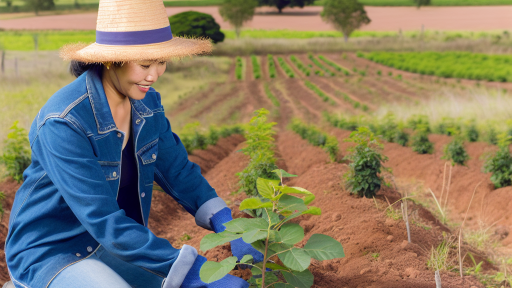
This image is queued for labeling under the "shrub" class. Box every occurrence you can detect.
[1,121,31,182]
[238,109,279,196]
[267,54,277,78]
[411,126,434,154]
[251,55,261,79]
[442,135,469,166]
[277,57,295,78]
[484,134,512,188]
[235,56,243,80]
[343,127,388,198]
[200,169,344,288]
[169,11,225,43]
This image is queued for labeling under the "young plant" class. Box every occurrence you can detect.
[200,169,345,288]
[236,56,243,80]
[277,57,295,78]
[343,127,389,198]
[442,133,469,166]
[318,55,350,75]
[290,55,310,76]
[238,109,280,196]
[264,83,280,107]
[464,120,479,142]
[267,54,277,78]
[483,133,512,188]
[1,121,31,182]
[411,125,434,154]
[307,53,335,76]
[290,119,339,162]
[395,122,409,147]
[304,81,336,105]
[251,55,261,79]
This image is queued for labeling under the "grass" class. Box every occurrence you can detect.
[0,51,231,149]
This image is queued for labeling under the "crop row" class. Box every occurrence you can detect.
[277,57,295,78]
[308,54,335,76]
[290,55,311,76]
[235,56,243,80]
[334,91,369,112]
[264,83,280,107]
[318,55,350,76]
[179,122,244,154]
[361,51,512,82]
[290,119,338,162]
[251,55,261,79]
[304,81,336,105]
[267,54,277,78]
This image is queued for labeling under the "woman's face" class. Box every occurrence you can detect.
[104,60,167,100]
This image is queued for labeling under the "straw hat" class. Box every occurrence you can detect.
[60,0,213,63]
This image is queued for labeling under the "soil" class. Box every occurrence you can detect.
[2,6,512,31]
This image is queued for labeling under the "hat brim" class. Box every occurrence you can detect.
[59,37,213,63]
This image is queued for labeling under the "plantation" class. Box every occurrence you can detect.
[2,51,512,287]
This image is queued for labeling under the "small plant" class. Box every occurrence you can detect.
[435,117,461,136]
[200,169,345,288]
[376,70,382,76]
[264,83,280,107]
[1,121,31,182]
[442,134,469,166]
[343,127,389,198]
[180,123,243,154]
[411,126,434,154]
[308,53,335,76]
[406,114,430,132]
[267,54,277,78]
[251,55,261,79]
[484,125,498,145]
[464,120,479,142]
[277,57,295,78]
[290,55,311,76]
[483,133,512,188]
[235,56,243,80]
[318,55,350,75]
[290,119,339,162]
[427,235,456,272]
[304,81,336,105]
[237,109,279,196]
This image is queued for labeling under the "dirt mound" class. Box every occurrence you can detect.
[188,134,245,174]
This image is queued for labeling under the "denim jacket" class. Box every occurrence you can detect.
[5,66,227,288]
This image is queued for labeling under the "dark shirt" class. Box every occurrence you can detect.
[118,130,144,225]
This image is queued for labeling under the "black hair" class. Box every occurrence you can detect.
[69,60,103,78]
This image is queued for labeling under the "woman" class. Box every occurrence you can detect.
[4,1,261,287]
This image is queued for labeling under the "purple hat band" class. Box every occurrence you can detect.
[96,26,173,46]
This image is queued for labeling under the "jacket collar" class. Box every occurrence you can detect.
[85,66,153,134]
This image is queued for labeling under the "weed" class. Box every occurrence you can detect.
[180,233,192,241]
[1,121,31,182]
[427,234,457,272]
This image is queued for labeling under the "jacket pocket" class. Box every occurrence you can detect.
[137,139,158,186]
[98,161,120,181]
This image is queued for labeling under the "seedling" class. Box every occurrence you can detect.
[484,133,512,188]
[442,132,469,166]
[411,125,434,154]
[1,121,32,182]
[200,169,345,288]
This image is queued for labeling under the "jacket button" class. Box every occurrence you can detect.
[136,119,141,125]
[76,253,81,257]
[117,133,122,138]
[152,154,156,160]
[113,172,117,177]
[141,192,145,198]
[87,246,93,252]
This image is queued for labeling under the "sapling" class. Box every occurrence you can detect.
[411,125,434,154]
[483,133,512,188]
[200,169,345,288]
[442,131,469,166]
[1,121,31,182]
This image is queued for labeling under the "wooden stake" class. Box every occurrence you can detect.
[435,270,442,288]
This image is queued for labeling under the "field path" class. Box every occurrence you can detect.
[1,6,512,31]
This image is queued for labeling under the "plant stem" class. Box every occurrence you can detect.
[261,236,269,287]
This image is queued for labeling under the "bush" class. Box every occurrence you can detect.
[395,127,409,147]
[411,126,434,154]
[1,121,31,182]
[442,136,469,166]
[344,127,388,198]
[169,11,225,43]
[484,135,512,188]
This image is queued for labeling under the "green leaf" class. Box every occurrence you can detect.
[242,228,268,243]
[274,283,295,288]
[303,234,345,261]
[200,231,241,252]
[199,257,237,283]
[279,223,305,245]
[282,270,314,288]
[269,230,282,243]
[239,198,273,211]
[268,242,293,255]
[280,186,312,195]
[303,194,315,205]
[251,240,266,254]
[272,169,297,178]
[224,218,268,233]
[240,255,254,264]
[251,266,262,276]
[302,206,322,216]
[278,248,311,272]
[279,195,308,214]
[262,208,280,226]
[257,178,281,199]
[266,262,290,271]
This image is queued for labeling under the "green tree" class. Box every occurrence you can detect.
[219,0,258,38]
[2,0,13,8]
[413,0,431,8]
[257,0,315,14]
[25,0,55,15]
[169,11,225,44]
[321,0,371,42]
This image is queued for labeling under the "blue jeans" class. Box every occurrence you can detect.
[48,246,165,288]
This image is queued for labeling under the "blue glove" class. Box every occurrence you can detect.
[181,255,249,288]
[210,207,264,263]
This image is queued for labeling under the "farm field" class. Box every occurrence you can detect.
[2,52,512,286]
